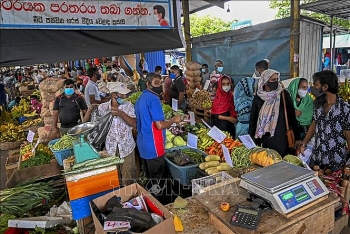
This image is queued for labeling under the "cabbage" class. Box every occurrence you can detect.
[173,136,186,146]
[166,134,175,143]
[165,142,174,149]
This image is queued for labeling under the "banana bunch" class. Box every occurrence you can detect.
[23,110,38,118]
[0,111,14,125]
[21,118,43,128]
[0,123,25,142]
[32,90,41,101]
[339,78,350,102]
[11,99,32,119]
[196,128,214,151]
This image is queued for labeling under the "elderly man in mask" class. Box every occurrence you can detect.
[98,82,137,186]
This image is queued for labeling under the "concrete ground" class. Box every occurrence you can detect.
[0,150,8,190]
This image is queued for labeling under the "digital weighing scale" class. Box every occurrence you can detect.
[240,161,329,214]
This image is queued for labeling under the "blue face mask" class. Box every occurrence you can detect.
[170,73,176,79]
[64,88,74,96]
[217,67,224,73]
[116,97,125,105]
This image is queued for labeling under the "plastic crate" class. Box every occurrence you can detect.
[191,172,236,196]
[164,146,207,186]
[48,138,74,166]
[70,189,113,220]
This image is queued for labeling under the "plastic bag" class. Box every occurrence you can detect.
[87,112,113,150]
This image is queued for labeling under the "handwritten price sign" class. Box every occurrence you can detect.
[103,221,131,231]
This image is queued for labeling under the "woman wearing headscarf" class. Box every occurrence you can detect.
[287,78,314,139]
[234,77,256,138]
[249,69,300,156]
[211,75,237,137]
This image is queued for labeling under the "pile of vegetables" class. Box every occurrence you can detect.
[126,91,142,104]
[165,148,205,165]
[205,138,242,157]
[164,109,185,120]
[20,142,53,162]
[249,148,282,167]
[162,103,172,114]
[20,150,53,169]
[198,155,232,175]
[0,180,54,216]
[230,146,252,169]
[50,134,77,151]
[0,214,16,233]
[190,90,212,109]
[63,156,124,175]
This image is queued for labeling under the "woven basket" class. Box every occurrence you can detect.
[0,141,23,151]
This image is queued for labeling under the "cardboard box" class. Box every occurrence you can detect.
[90,183,175,234]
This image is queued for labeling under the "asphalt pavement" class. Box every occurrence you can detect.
[0,150,8,190]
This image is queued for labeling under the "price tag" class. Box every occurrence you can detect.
[31,139,40,154]
[222,144,233,167]
[172,98,178,111]
[187,133,198,149]
[238,134,256,149]
[27,130,35,143]
[192,88,200,97]
[203,80,210,90]
[207,126,226,143]
[188,111,195,126]
[103,221,131,231]
[201,119,212,129]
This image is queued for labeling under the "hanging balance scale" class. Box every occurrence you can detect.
[239,161,329,214]
[67,122,100,164]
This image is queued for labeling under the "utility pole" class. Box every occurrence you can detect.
[182,0,192,62]
[290,0,300,78]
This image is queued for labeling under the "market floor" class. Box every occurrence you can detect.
[0,150,8,190]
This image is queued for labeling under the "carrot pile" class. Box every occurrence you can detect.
[205,137,242,158]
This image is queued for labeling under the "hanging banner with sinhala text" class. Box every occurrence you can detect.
[0,0,174,29]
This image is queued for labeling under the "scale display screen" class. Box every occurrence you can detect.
[278,185,311,210]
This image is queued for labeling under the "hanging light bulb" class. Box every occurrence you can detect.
[227,4,230,13]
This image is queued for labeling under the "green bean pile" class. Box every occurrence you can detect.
[51,135,76,151]
[230,146,252,169]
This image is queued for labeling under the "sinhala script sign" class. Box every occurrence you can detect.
[0,0,174,29]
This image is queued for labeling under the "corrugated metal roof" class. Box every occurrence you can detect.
[182,0,228,14]
[300,0,350,19]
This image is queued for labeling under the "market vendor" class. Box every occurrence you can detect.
[135,73,181,193]
[98,82,137,186]
[211,75,237,137]
[299,70,350,171]
[52,79,88,136]
[169,65,186,111]
[287,78,313,139]
[84,67,110,106]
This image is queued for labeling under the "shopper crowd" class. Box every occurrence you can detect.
[1,58,350,193]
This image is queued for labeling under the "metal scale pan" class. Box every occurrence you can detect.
[241,161,315,193]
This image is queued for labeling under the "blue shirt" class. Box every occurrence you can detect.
[135,90,165,159]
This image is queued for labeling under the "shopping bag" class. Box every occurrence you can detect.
[87,112,113,150]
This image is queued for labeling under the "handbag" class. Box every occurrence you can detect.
[281,90,296,148]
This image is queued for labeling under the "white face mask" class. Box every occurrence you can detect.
[222,85,231,92]
[297,89,308,98]
[153,14,159,21]
[143,75,147,78]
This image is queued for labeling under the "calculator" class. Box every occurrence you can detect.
[230,205,262,230]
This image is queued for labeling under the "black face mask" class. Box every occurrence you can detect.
[150,85,163,95]
[96,74,101,80]
[310,86,324,97]
[266,81,279,91]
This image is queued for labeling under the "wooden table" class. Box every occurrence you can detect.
[194,180,340,234]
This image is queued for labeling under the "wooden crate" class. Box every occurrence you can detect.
[5,150,20,179]
[191,106,210,122]
[333,215,349,234]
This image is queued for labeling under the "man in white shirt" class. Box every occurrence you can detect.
[99,82,137,186]
[84,67,110,106]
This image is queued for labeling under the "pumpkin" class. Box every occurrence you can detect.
[250,148,282,167]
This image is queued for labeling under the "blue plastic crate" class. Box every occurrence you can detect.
[48,138,74,166]
[164,146,207,186]
[70,189,113,220]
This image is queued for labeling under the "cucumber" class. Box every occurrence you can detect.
[208,169,220,175]
[205,161,220,168]
[217,165,232,171]
[205,155,220,162]
[199,162,207,170]
[205,166,217,173]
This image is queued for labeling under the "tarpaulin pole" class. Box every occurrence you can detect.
[290,0,300,78]
[330,15,334,71]
[182,0,192,62]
